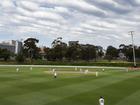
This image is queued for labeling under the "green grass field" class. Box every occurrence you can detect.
[0,66,140,105]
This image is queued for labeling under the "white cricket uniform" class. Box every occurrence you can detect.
[52,69,55,73]
[99,98,104,105]
[16,68,19,72]
[54,72,57,76]
[54,72,57,78]
[96,72,98,77]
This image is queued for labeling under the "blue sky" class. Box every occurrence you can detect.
[0,0,140,48]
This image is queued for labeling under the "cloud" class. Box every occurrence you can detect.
[0,0,15,9]
[85,0,132,14]
[16,1,40,11]
[0,0,140,48]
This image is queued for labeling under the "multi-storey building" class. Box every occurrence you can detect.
[0,40,22,54]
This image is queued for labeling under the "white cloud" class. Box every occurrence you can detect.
[54,7,69,13]
[32,11,64,20]
[0,0,15,8]
[17,1,39,11]
[0,0,140,48]
[135,0,140,4]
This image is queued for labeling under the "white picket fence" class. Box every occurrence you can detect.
[0,65,127,70]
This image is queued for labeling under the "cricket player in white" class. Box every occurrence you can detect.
[52,69,55,73]
[96,72,98,77]
[99,96,104,105]
[54,72,57,78]
[84,69,88,74]
[80,68,82,73]
[30,67,32,70]
[16,68,19,72]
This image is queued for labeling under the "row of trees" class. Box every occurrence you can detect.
[0,48,11,61]
[18,37,103,62]
[106,44,140,62]
[16,37,140,63]
[43,37,104,61]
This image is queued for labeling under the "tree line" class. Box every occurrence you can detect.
[43,37,104,61]
[1,37,140,63]
[0,48,11,61]
[16,37,140,63]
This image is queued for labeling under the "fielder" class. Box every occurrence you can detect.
[96,72,98,77]
[54,72,57,78]
[52,68,55,73]
[80,68,82,73]
[30,67,32,70]
[84,69,88,74]
[99,96,104,105]
[16,68,19,72]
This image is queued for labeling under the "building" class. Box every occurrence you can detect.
[0,40,22,54]
[118,51,126,60]
[68,41,79,46]
[39,47,46,60]
[0,43,15,53]
[15,41,22,54]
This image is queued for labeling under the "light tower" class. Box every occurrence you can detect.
[129,31,136,67]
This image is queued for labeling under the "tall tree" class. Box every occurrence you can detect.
[66,42,81,61]
[106,46,119,62]
[136,46,140,59]
[96,46,104,59]
[81,44,96,61]
[48,37,67,61]
[23,38,40,60]
[51,37,62,48]
[119,44,134,61]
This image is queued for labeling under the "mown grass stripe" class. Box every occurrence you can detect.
[115,89,140,105]
[47,74,140,105]
[4,71,140,105]
[0,74,101,99]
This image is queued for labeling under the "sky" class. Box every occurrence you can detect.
[0,0,140,49]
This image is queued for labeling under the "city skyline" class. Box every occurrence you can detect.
[0,0,140,48]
